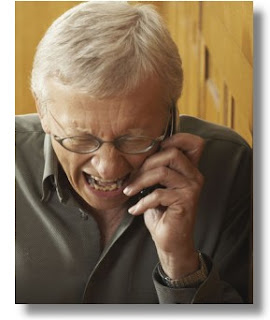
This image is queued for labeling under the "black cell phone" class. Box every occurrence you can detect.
[135,104,178,201]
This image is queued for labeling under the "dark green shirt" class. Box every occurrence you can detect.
[15,114,252,303]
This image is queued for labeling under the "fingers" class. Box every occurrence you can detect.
[123,133,205,213]
[128,188,181,215]
[139,147,200,180]
[161,133,205,167]
[124,145,204,197]
[124,165,201,197]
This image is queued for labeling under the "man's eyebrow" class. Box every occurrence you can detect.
[68,124,90,134]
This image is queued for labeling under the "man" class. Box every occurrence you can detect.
[16,2,252,303]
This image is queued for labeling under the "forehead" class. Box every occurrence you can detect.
[46,78,169,135]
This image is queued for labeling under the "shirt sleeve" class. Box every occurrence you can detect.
[152,255,243,303]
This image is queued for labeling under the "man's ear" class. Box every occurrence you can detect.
[34,94,51,134]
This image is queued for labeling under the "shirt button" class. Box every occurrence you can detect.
[79,209,89,220]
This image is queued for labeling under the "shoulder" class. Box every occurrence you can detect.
[16,113,45,154]
[179,115,251,151]
[16,113,43,133]
[179,115,252,179]
[16,113,46,194]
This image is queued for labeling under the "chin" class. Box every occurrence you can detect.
[81,191,130,212]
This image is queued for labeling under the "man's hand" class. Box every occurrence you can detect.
[123,133,205,280]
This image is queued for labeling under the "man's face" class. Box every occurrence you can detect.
[40,78,169,211]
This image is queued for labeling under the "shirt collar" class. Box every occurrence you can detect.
[41,134,68,203]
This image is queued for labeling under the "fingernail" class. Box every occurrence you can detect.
[128,205,137,214]
[123,186,131,195]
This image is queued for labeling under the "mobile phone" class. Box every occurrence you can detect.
[135,104,178,202]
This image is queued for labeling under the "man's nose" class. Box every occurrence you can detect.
[90,143,128,179]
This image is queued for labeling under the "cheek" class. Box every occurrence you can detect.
[52,141,86,179]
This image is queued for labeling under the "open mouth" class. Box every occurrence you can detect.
[83,172,129,192]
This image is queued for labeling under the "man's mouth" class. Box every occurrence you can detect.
[83,173,129,192]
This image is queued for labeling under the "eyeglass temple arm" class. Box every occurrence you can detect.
[48,109,71,138]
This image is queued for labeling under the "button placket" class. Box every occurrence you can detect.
[79,208,89,220]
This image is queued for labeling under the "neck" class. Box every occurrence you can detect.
[70,190,129,248]
[91,205,127,249]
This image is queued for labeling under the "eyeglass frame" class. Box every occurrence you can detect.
[49,104,175,155]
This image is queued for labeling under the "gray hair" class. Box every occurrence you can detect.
[31,1,183,106]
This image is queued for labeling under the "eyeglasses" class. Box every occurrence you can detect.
[49,107,173,155]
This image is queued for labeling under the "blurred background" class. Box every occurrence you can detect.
[15,1,253,145]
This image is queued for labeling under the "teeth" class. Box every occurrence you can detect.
[91,175,116,183]
[85,173,125,191]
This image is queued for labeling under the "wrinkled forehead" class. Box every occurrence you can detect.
[45,78,171,136]
[44,76,170,109]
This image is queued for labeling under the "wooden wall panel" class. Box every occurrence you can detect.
[159,1,253,145]
[209,1,253,66]
[201,2,253,145]
[15,1,81,115]
[160,2,201,118]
